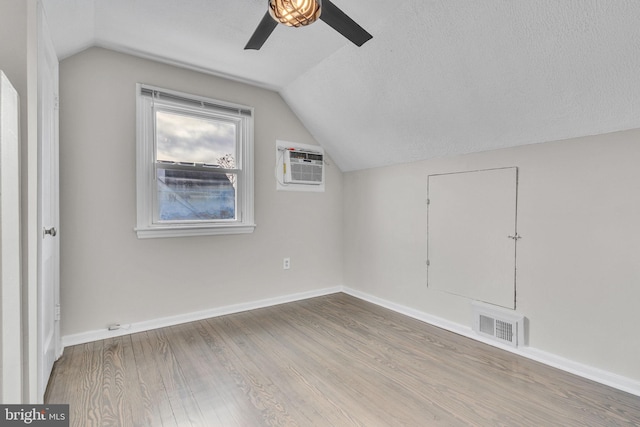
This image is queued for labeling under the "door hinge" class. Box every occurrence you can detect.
[426,259,430,267]
[55,304,61,321]
[426,198,430,205]
[54,95,59,110]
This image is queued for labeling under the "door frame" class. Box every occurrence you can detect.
[0,71,22,403]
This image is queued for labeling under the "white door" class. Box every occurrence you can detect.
[427,167,519,309]
[38,7,61,399]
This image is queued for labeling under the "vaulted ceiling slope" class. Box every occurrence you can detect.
[43,0,640,171]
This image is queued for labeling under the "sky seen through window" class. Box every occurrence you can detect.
[155,110,235,165]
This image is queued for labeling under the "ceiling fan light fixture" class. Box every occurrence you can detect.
[269,0,322,27]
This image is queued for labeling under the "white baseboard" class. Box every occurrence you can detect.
[61,286,342,348]
[61,285,640,397]
[342,287,640,397]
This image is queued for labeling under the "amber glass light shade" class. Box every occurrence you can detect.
[268,0,322,27]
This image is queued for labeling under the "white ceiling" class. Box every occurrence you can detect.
[42,0,640,171]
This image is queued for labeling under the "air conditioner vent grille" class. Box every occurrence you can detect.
[479,315,495,335]
[283,149,324,185]
[472,302,525,348]
[291,163,323,183]
[495,320,513,342]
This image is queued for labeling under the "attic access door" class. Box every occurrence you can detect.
[427,167,519,309]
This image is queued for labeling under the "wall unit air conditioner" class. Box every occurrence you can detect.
[283,149,324,185]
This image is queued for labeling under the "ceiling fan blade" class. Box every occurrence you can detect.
[319,0,372,47]
[245,12,278,50]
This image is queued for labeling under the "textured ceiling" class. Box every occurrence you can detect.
[42,0,640,171]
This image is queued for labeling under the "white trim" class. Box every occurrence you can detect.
[60,285,640,397]
[0,71,22,403]
[27,0,41,403]
[342,287,640,397]
[134,223,256,239]
[61,286,342,348]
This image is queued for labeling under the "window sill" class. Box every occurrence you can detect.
[135,223,256,239]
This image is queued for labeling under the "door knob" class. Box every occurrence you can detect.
[43,227,57,237]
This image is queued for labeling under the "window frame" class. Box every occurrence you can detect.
[135,84,255,238]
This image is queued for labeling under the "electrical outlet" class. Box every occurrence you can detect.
[283,257,291,270]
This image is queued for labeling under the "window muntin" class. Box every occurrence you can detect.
[136,84,255,238]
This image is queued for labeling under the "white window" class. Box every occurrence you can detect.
[135,84,255,238]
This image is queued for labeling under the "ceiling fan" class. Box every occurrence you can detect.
[245,0,372,50]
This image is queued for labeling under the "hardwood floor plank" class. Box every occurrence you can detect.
[202,315,306,426]
[217,310,376,426]
[130,331,178,427]
[46,294,640,426]
[119,334,156,427]
[238,310,371,427]
[268,300,473,425]
[163,322,262,426]
[102,336,136,427]
[147,328,207,426]
[74,340,104,427]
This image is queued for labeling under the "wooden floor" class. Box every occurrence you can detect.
[45,293,640,426]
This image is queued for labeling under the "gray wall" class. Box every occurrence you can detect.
[343,129,640,381]
[59,47,344,336]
